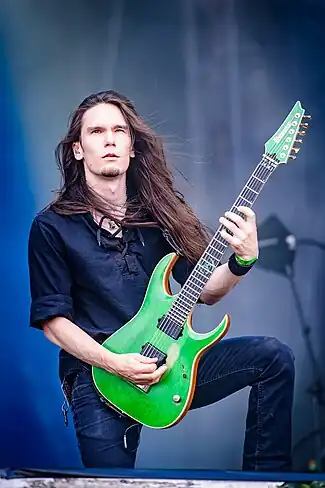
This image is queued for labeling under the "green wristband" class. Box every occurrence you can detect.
[235,254,258,267]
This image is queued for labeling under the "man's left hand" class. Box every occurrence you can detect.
[219,206,259,261]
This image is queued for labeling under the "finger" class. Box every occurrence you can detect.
[237,206,256,222]
[136,362,158,374]
[150,365,168,384]
[137,354,158,364]
[223,211,246,228]
[220,229,242,248]
[219,217,246,239]
[155,364,168,376]
[136,365,167,383]
[128,372,153,384]
[132,364,168,386]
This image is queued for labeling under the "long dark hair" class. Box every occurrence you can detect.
[50,90,210,263]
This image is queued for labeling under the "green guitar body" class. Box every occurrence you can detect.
[92,252,230,429]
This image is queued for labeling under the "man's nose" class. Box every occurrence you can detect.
[104,130,115,145]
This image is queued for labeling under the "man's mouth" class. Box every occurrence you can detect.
[103,153,119,159]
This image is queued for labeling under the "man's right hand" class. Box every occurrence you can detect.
[108,352,168,386]
[42,317,167,386]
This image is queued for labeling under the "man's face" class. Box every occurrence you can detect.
[73,103,134,180]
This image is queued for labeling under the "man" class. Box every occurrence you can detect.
[28,90,295,471]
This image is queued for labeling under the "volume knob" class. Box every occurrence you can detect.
[173,394,181,403]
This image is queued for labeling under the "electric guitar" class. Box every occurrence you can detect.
[92,101,310,429]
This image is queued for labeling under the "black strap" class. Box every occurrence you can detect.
[161,228,183,255]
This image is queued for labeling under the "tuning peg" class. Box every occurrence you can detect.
[289,155,297,160]
[295,139,303,144]
[298,130,306,136]
[303,115,312,120]
[291,147,300,154]
[301,123,309,128]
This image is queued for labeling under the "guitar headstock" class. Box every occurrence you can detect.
[264,101,311,165]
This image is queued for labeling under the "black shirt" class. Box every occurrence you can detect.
[28,209,195,382]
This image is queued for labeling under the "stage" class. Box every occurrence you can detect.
[1,469,325,488]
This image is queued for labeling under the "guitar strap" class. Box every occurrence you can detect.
[161,228,184,256]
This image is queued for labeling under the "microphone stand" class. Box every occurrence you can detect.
[284,260,325,470]
[257,215,325,469]
[269,235,325,470]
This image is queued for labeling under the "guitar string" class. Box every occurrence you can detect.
[141,145,285,358]
[141,158,275,359]
[140,160,273,359]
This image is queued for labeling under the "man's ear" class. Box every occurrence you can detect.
[72,141,84,160]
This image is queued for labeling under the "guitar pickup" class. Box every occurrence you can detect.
[157,316,183,339]
[141,343,167,368]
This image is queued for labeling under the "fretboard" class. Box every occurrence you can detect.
[166,156,278,326]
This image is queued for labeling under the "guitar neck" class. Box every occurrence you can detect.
[169,156,278,324]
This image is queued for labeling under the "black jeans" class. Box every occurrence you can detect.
[65,335,295,471]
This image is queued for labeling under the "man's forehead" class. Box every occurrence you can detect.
[82,103,127,128]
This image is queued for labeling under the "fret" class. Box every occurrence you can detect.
[195,268,211,280]
[170,306,186,319]
[173,286,203,316]
[255,161,276,176]
[176,295,193,308]
[215,239,227,248]
[238,196,251,205]
[171,304,194,320]
[175,291,197,308]
[200,258,218,272]
[181,280,202,296]
[170,303,192,319]
[242,187,259,202]
[228,205,244,215]
[166,316,185,328]
[252,171,266,181]
[190,274,207,286]
[246,183,263,194]
[245,185,258,194]
[251,175,265,184]
[166,316,186,329]
[201,257,216,268]
[173,302,194,316]
[207,242,226,260]
[252,171,269,183]
[206,246,223,259]
[168,309,184,323]
[181,287,200,301]
[206,248,222,258]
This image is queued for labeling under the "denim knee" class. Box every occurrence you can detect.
[260,337,295,380]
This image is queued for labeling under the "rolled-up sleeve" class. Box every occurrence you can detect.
[28,218,74,329]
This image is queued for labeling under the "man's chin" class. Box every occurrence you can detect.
[100,167,120,178]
